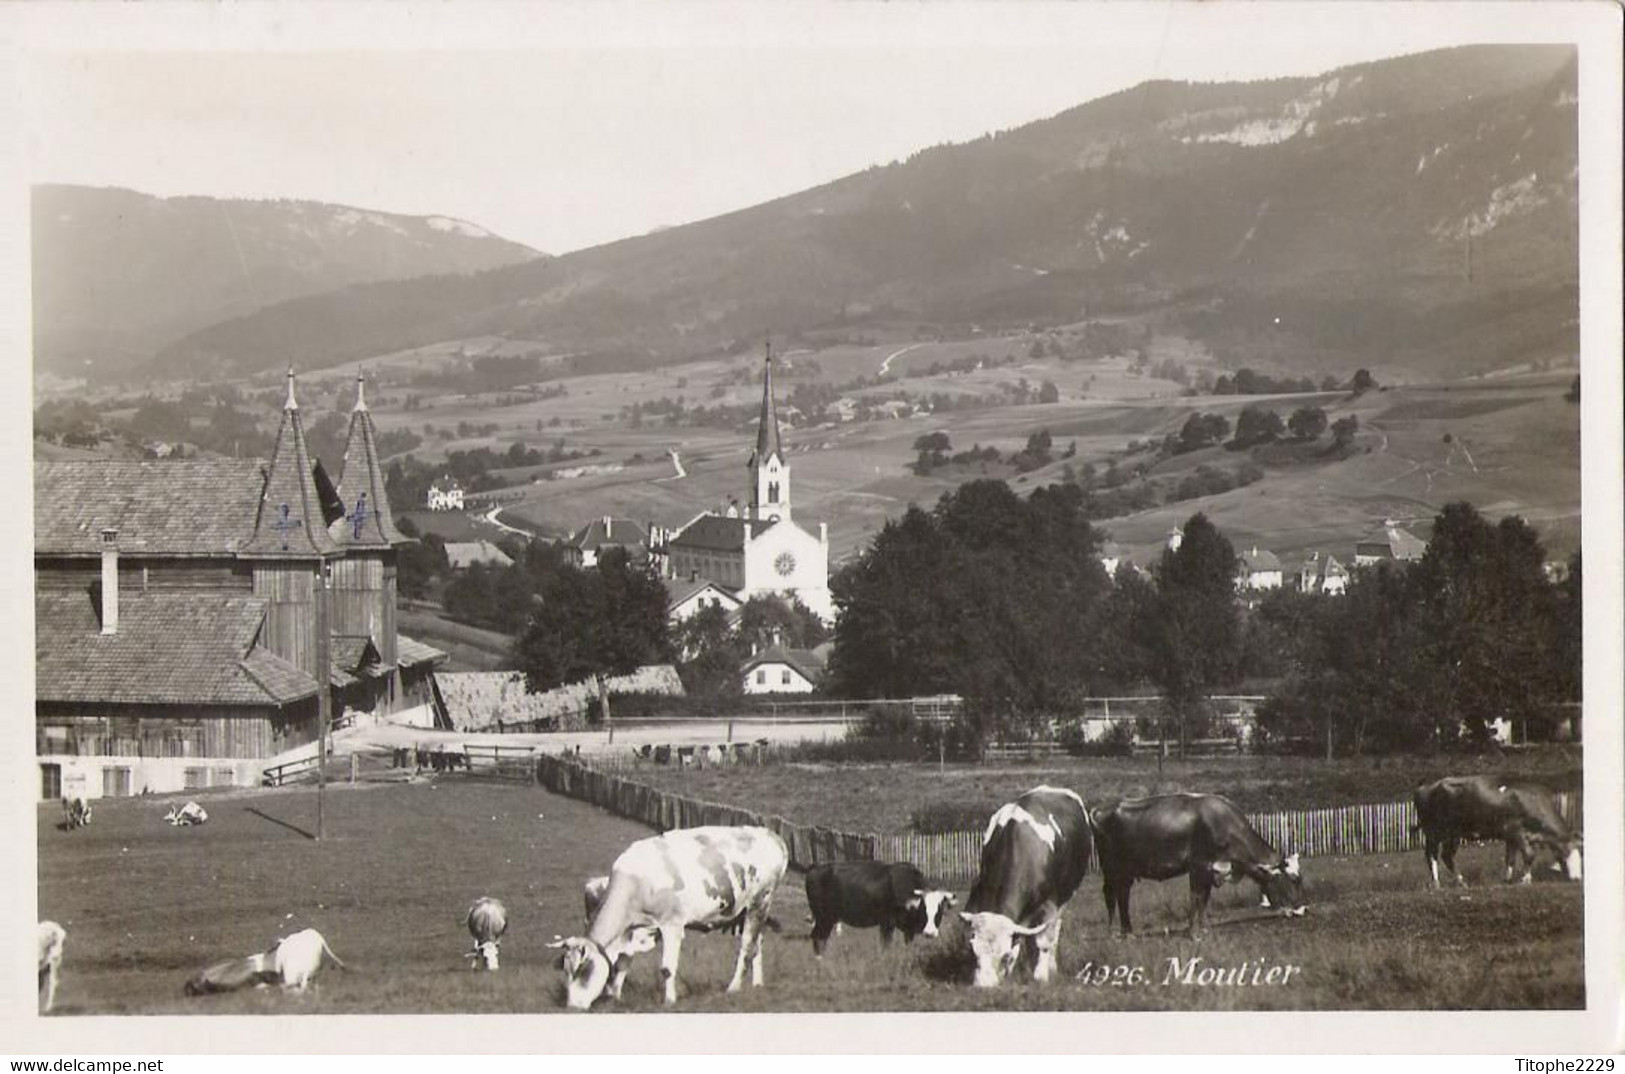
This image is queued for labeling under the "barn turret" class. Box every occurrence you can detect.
[331,372,404,699]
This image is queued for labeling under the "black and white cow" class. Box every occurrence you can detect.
[184,953,277,995]
[804,861,956,956]
[466,896,508,970]
[1091,793,1304,938]
[959,785,1093,987]
[63,796,91,830]
[1413,776,1582,887]
[165,801,208,826]
[550,826,788,1009]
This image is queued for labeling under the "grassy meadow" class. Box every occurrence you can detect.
[37,778,1583,1015]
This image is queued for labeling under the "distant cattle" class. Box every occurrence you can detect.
[960,785,1093,988]
[1412,776,1582,887]
[804,861,955,956]
[270,928,348,991]
[165,801,208,826]
[550,826,788,1009]
[63,796,91,829]
[184,953,277,995]
[38,921,66,1013]
[1091,793,1304,938]
[466,897,508,970]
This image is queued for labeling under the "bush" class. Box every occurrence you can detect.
[1057,718,1136,757]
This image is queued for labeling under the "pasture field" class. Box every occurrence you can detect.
[395,607,513,671]
[37,778,1582,1015]
[628,750,1586,835]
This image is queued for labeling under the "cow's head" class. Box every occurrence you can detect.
[958,911,1047,987]
[546,936,611,1009]
[907,889,957,938]
[1259,853,1306,914]
[467,939,500,971]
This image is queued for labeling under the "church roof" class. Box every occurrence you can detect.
[240,371,341,559]
[669,514,776,553]
[35,590,320,707]
[334,375,406,548]
[34,459,268,557]
[748,344,782,467]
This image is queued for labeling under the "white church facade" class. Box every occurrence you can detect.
[666,346,834,623]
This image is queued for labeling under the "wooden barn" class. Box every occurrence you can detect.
[34,373,445,801]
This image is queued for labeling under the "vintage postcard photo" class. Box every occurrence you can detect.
[4,0,1620,1054]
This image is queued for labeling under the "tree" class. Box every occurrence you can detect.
[911,431,952,474]
[738,594,829,652]
[1350,368,1377,395]
[514,548,671,726]
[1037,380,1060,404]
[1288,406,1329,441]
[1177,412,1230,453]
[1330,414,1359,448]
[1150,514,1242,758]
[673,603,748,698]
[1230,405,1285,448]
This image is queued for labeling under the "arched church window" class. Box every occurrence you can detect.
[768,481,780,503]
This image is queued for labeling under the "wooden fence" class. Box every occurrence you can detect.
[534,754,1581,886]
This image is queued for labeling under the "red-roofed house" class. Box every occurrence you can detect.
[34,373,445,801]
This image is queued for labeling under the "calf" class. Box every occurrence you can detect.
[1413,776,1582,887]
[38,921,66,1013]
[1091,792,1305,938]
[184,953,277,995]
[960,785,1093,987]
[549,826,788,1009]
[63,796,91,829]
[165,801,209,826]
[804,861,955,956]
[269,928,348,991]
[466,896,508,970]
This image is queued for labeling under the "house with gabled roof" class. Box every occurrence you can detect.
[1354,519,1427,566]
[741,644,828,695]
[565,516,651,569]
[1237,545,1284,591]
[34,372,445,801]
[1298,551,1350,595]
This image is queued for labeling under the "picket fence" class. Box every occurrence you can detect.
[535,754,1580,887]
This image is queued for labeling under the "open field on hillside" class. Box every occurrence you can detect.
[396,607,513,671]
[37,779,1583,1014]
[630,749,1585,836]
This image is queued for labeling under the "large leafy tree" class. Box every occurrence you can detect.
[514,547,671,725]
[1151,513,1242,755]
[673,603,748,698]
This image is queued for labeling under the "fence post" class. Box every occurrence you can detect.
[349,754,357,784]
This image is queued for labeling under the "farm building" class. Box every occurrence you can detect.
[33,373,446,801]
[742,644,828,695]
[426,477,464,511]
[444,540,514,570]
[1354,519,1427,565]
[1298,551,1350,595]
[1237,546,1284,590]
[666,345,834,621]
[564,515,651,569]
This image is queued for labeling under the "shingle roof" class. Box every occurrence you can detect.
[1241,547,1282,572]
[669,514,775,553]
[742,645,827,684]
[396,634,447,668]
[241,387,341,558]
[34,460,268,556]
[663,576,741,609]
[36,591,319,706]
[1356,522,1427,561]
[334,378,406,548]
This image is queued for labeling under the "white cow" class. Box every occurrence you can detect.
[165,801,208,826]
[466,897,508,971]
[270,928,347,991]
[63,796,91,829]
[38,921,66,1013]
[549,826,787,1009]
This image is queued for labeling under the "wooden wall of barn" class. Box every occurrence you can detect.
[35,701,318,759]
[253,563,320,676]
[328,552,397,665]
[35,557,251,593]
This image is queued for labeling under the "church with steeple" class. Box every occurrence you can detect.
[33,372,444,802]
[665,344,834,622]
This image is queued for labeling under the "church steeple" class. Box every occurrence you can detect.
[334,372,405,547]
[243,368,341,557]
[746,340,790,522]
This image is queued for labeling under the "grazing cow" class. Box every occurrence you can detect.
[466,897,508,970]
[184,953,277,995]
[549,826,788,1009]
[269,928,347,991]
[804,861,956,956]
[38,921,66,1013]
[959,786,1093,988]
[584,874,781,938]
[1091,793,1305,939]
[63,796,91,829]
[1412,776,1582,887]
[165,801,209,826]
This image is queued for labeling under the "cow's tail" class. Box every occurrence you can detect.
[321,938,350,972]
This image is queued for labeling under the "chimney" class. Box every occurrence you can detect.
[99,528,119,636]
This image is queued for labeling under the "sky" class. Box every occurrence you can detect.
[12,2,1596,255]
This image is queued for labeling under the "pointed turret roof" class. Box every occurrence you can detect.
[334,373,405,547]
[242,369,341,558]
[748,340,782,468]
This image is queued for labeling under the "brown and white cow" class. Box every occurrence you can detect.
[165,801,208,826]
[466,896,508,970]
[1413,776,1582,887]
[549,826,788,1009]
[63,796,91,829]
[38,921,66,1013]
[959,786,1093,988]
[1091,793,1305,938]
[184,952,277,995]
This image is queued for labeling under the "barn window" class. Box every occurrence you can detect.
[781,669,791,685]
[755,670,766,684]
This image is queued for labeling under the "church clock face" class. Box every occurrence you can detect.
[774,551,796,577]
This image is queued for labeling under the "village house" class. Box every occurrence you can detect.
[663,575,744,626]
[1353,519,1427,566]
[34,373,445,802]
[426,477,464,511]
[1237,546,1284,591]
[564,516,652,569]
[665,344,834,622]
[1298,551,1350,595]
[741,644,829,695]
